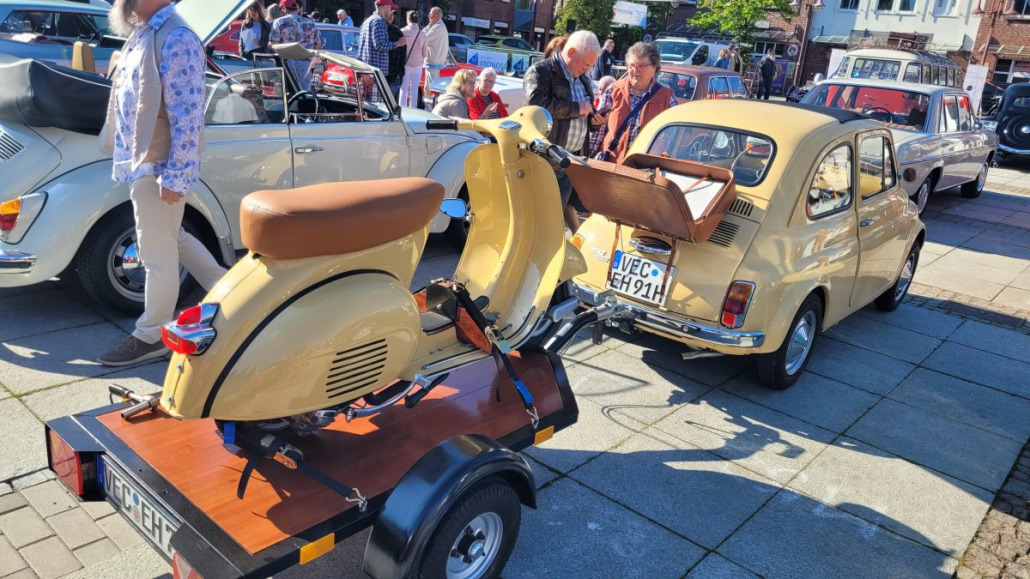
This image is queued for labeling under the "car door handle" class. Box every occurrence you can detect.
[860,219,874,227]
[294,145,325,154]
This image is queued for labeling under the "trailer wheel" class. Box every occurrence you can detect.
[419,476,521,579]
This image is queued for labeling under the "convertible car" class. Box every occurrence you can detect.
[568,101,925,389]
[0,0,481,313]
[801,78,998,214]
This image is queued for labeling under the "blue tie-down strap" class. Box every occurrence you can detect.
[513,379,534,409]
[222,421,236,447]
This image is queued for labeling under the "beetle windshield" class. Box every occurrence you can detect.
[646,124,775,186]
[805,83,932,131]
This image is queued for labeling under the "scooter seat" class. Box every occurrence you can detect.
[240,178,445,259]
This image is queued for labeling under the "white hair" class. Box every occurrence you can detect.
[563,30,601,59]
[337,9,345,15]
[430,6,442,16]
[478,67,497,80]
[109,0,141,37]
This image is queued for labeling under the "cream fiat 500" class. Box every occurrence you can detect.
[569,100,926,389]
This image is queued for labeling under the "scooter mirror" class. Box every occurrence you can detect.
[439,198,469,219]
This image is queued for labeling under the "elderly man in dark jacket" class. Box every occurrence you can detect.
[523,29,603,232]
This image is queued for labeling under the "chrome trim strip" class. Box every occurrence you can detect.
[570,283,765,349]
[0,250,36,272]
[999,144,1030,155]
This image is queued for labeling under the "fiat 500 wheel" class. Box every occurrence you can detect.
[757,294,823,390]
[875,242,921,312]
[419,477,521,579]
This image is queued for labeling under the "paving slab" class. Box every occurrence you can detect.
[921,240,955,256]
[46,508,106,550]
[615,333,750,387]
[855,302,964,340]
[0,399,46,481]
[935,247,1030,275]
[686,553,760,578]
[63,542,167,579]
[789,437,992,556]
[0,534,28,576]
[991,286,1030,311]
[913,266,1006,301]
[525,397,641,474]
[719,372,880,434]
[1008,270,1030,291]
[649,390,834,484]
[570,429,779,549]
[0,506,52,548]
[824,315,942,364]
[0,291,104,343]
[521,454,559,489]
[720,491,957,578]
[94,513,144,551]
[846,399,1022,490]
[561,329,626,366]
[506,478,704,578]
[20,480,79,519]
[1002,211,1030,229]
[962,234,1030,262]
[0,323,138,394]
[922,342,1030,400]
[806,337,915,396]
[944,203,1016,224]
[566,349,711,426]
[948,319,1030,363]
[19,535,81,579]
[23,361,166,423]
[72,538,120,568]
[923,220,986,246]
[890,368,1030,442]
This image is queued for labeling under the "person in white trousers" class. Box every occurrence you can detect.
[398,11,427,108]
[423,6,448,108]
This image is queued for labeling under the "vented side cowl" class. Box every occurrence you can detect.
[325,339,388,400]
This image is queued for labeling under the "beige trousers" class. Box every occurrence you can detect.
[130,177,227,344]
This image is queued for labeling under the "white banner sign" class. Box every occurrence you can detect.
[963,64,989,115]
[467,48,509,71]
[827,48,847,78]
[613,1,647,27]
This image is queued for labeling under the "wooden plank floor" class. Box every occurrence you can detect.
[99,352,565,555]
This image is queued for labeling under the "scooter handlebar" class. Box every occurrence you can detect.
[425,119,459,130]
[546,145,572,169]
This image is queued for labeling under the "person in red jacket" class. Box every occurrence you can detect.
[467,68,509,120]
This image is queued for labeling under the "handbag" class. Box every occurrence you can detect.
[594,82,661,162]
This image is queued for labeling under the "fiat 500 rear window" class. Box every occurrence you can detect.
[646,125,775,186]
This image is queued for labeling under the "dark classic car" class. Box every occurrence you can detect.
[981,83,1030,160]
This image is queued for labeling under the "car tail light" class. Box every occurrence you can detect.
[46,428,97,496]
[0,198,20,234]
[172,552,203,579]
[721,281,756,329]
[162,303,218,355]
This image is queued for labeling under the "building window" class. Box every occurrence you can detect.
[876,0,915,10]
[1012,0,1030,16]
[992,59,1030,84]
[933,0,957,15]
[876,0,892,10]
[840,0,859,9]
[753,41,785,57]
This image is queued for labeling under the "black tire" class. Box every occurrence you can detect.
[757,294,822,390]
[75,206,197,315]
[961,162,988,199]
[444,188,470,249]
[912,177,933,215]
[875,242,920,312]
[418,477,521,579]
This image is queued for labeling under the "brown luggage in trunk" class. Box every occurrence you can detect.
[564,154,737,244]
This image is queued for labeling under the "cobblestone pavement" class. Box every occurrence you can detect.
[0,161,1029,578]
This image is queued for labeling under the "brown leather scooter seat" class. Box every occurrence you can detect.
[240,178,445,260]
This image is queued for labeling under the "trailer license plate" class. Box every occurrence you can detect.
[607,251,675,307]
[98,456,179,558]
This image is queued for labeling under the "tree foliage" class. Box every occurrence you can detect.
[690,0,795,50]
[556,0,617,42]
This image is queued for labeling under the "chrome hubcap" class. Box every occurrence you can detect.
[107,228,188,301]
[447,513,502,579]
[916,181,929,213]
[895,252,916,301]
[784,311,817,376]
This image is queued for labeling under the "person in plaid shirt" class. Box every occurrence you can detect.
[357,0,407,102]
[270,0,321,90]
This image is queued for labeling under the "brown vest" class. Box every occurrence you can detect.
[601,77,675,164]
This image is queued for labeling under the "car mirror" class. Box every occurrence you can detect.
[439,198,468,219]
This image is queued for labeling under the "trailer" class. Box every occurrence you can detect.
[44,351,577,578]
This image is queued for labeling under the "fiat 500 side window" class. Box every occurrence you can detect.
[807,143,853,218]
[858,136,896,199]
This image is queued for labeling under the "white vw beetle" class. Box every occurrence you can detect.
[0,0,480,312]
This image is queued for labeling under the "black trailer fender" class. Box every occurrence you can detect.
[362,433,536,579]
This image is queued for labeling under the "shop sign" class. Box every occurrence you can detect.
[462,16,490,28]
[613,1,648,27]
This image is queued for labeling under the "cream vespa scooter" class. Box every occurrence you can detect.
[146,106,610,442]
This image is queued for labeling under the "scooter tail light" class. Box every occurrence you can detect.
[0,198,21,233]
[162,303,218,355]
[721,281,756,329]
[46,428,97,496]
[172,552,203,579]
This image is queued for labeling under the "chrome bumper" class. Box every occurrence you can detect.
[570,283,765,349]
[999,144,1030,156]
[0,250,36,273]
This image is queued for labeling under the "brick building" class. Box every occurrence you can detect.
[971,0,1030,86]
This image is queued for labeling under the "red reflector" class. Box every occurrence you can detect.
[176,305,203,326]
[722,282,755,329]
[0,213,16,232]
[48,430,84,495]
[173,552,203,579]
[162,326,198,355]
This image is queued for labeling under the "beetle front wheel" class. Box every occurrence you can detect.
[757,294,822,390]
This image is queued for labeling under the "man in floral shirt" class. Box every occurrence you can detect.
[98,0,227,366]
[270,0,322,90]
[357,0,407,102]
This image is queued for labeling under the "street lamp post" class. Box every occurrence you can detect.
[788,0,824,90]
